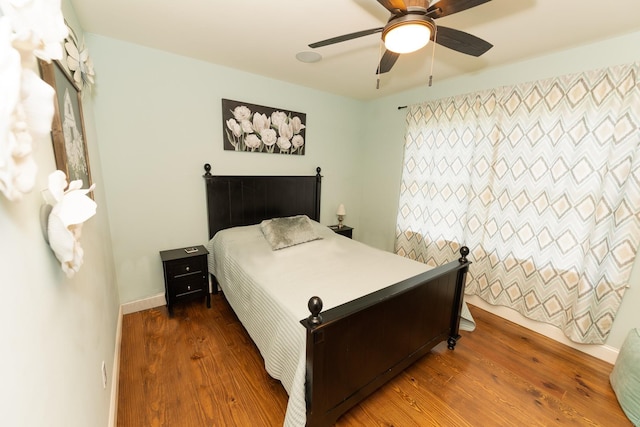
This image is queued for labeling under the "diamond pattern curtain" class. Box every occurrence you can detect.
[395,62,640,344]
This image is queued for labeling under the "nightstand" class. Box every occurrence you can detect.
[329,225,353,239]
[159,245,210,315]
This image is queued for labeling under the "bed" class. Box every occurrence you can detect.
[202,164,471,427]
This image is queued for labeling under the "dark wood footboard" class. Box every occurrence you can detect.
[301,247,471,427]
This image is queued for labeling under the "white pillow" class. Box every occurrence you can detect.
[260,215,321,250]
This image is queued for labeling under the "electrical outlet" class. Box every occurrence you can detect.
[101,361,107,389]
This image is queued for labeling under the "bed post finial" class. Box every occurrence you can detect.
[459,246,469,263]
[307,296,323,326]
[316,167,321,177]
[203,163,212,176]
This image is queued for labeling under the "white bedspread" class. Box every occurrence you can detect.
[206,221,471,426]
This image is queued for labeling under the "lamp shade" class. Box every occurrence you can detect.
[336,204,346,216]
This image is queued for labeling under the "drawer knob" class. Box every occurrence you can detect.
[185,266,190,272]
[187,285,191,290]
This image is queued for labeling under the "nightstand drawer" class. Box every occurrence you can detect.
[166,258,205,279]
[169,277,206,299]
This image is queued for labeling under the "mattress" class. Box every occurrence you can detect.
[206,220,451,426]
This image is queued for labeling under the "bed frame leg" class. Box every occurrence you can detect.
[447,335,460,350]
[210,273,219,295]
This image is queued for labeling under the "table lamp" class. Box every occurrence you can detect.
[336,204,346,229]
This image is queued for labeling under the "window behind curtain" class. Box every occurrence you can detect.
[395,62,640,344]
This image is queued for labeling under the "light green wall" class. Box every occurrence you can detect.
[85,35,365,304]
[359,30,640,351]
[87,28,639,352]
[0,2,120,426]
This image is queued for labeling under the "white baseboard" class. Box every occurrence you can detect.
[121,293,166,315]
[466,295,619,364]
[108,305,123,427]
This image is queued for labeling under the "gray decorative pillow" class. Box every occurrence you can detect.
[260,215,321,250]
[610,328,640,426]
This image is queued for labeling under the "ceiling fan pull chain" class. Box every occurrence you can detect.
[429,26,437,87]
[376,41,382,89]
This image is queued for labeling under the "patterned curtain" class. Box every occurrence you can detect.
[395,62,640,344]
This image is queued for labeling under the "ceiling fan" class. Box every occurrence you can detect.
[308,0,493,75]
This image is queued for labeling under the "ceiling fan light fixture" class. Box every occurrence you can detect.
[382,16,434,54]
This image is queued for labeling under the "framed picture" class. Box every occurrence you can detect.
[38,59,92,190]
[222,98,306,155]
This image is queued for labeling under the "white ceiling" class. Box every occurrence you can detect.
[70,0,640,101]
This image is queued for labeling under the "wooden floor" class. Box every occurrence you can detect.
[117,294,630,426]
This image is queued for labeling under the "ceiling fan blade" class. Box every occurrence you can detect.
[427,0,491,19]
[377,0,408,14]
[309,27,383,48]
[435,25,492,56]
[376,49,400,74]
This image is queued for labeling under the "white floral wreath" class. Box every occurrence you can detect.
[0,0,68,201]
[2,1,98,277]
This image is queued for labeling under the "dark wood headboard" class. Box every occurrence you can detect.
[202,163,322,239]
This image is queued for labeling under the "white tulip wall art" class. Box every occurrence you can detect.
[0,0,67,201]
[222,99,307,155]
[46,170,96,278]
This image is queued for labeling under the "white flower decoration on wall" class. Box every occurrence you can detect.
[222,99,307,155]
[0,0,68,201]
[45,170,96,278]
[64,24,94,92]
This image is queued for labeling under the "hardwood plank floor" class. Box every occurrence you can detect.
[117,294,630,426]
